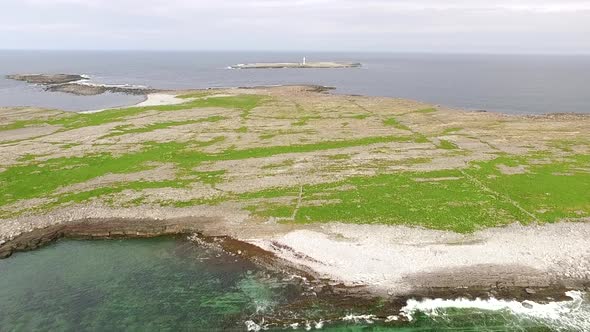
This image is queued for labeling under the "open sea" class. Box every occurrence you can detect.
[1,51,589,331]
[0,51,589,113]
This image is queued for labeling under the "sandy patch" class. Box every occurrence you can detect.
[79,93,240,114]
[79,93,183,114]
[134,93,185,107]
[78,93,187,114]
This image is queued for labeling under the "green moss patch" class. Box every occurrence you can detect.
[44,95,266,130]
[0,134,420,210]
[383,117,410,131]
[0,120,47,132]
[104,116,225,138]
[437,140,459,150]
[248,154,589,232]
[467,154,590,223]
[415,108,437,114]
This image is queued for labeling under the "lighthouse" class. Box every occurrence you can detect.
[302,56,306,65]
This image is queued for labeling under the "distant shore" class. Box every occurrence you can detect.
[229,61,361,69]
[6,73,157,96]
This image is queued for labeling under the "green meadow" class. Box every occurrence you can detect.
[1,91,588,233]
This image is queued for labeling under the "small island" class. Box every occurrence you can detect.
[230,59,361,69]
[6,73,157,96]
[6,73,87,85]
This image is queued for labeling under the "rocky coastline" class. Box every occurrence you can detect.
[6,73,158,96]
[46,83,158,96]
[0,216,580,317]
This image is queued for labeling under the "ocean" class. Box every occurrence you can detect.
[1,51,589,114]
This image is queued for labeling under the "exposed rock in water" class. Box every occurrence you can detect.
[6,74,87,85]
[46,83,158,96]
[6,73,158,96]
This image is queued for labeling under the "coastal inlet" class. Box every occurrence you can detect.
[1,236,589,331]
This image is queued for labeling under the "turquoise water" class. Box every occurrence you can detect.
[0,237,587,331]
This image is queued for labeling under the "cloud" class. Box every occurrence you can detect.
[16,0,590,13]
[2,0,590,52]
[0,23,80,32]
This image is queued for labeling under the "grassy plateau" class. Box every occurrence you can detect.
[0,86,588,233]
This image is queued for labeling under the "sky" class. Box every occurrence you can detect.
[1,0,590,53]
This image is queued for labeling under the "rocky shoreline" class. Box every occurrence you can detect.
[6,74,88,85]
[6,73,158,96]
[46,83,158,96]
[0,217,584,309]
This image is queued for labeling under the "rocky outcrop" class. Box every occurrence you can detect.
[7,74,87,85]
[0,217,210,258]
[46,83,158,96]
[6,73,158,96]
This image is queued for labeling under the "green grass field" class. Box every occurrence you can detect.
[1,90,588,233]
[247,154,589,232]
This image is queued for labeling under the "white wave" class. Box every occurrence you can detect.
[75,81,149,89]
[298,320,325,331]
[62,74,91,85]
[385,315,399,322]
[315,320,324,329]
[401,291,589,331]
[341,314,377,324]
[245,319,268,331]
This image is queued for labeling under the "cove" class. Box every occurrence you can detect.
[0,237,586,331]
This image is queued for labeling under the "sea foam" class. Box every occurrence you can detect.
[400,291,589,331]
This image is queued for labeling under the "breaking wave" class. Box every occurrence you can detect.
[75,80,149,90]
[401,291,589,331]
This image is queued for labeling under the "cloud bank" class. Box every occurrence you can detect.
[2,0,589,53]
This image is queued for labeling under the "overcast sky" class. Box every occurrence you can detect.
[2,0,590,53]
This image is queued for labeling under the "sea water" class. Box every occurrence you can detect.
[1,51,589,114]
[0,237,587,331]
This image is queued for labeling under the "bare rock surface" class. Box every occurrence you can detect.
[46,83,157,96]
[251,222,590,295]
[6,73,157,96]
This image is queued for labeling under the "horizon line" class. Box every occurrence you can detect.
[1,49,589,56]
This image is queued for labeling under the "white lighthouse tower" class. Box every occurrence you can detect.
[302,56,306,65]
